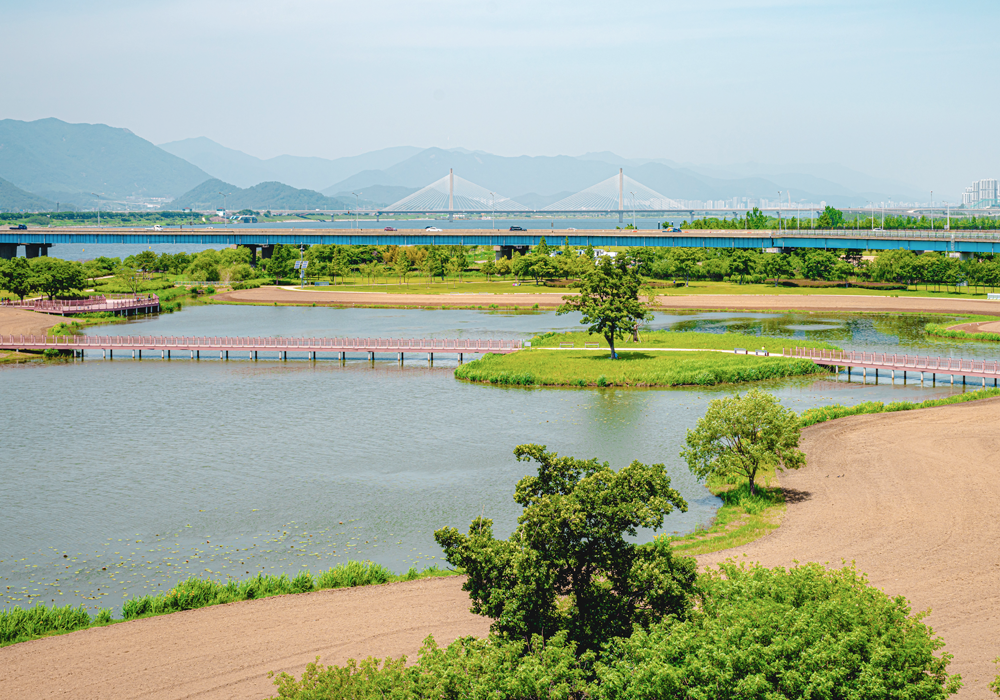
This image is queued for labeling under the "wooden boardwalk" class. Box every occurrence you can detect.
[786,346,1000,385]
[0,334,521,360]
[1,295,160,315]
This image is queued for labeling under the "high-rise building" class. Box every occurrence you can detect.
[962,179,998,207]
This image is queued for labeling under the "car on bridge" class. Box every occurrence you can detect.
[384,226,397,231]
[509,226,526,231]
[9,224,27,230]
[664,227,681,232]
[425,226,443,231]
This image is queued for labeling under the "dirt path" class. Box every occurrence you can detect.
[215,287,1000,316]
[700,397,1000,697]
[4,400,1000,698]
[948,319,1000,334]
[0,576,489,700]
[0,307,61,337]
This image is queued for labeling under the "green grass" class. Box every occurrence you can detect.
[924,313,1000,342]
[530,330,837,353]
[666,471,785,556]
[0,561,456,648]
[455,350,827,388]
[799,387,1000,427]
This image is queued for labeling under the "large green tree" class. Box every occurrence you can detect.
[0,257,36,300]
[434,444,697,654]
[682,388,805,496]
[30,258,85,299]
[558,255,651,359]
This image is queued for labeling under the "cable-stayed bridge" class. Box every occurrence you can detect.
[382,168,686,221]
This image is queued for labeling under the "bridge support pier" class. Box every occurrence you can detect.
[891,369,895,384]
[397,352,403,364]
[368,351,374,362]
[428,352,433,364]
[226,351,228,360]
[862,367,866,384]
[494,245,530,261]
[167,350,171,359]
[874,368,878,385]
[254,351,257,361]
[24,244,51,258]
[103,349,106,359]
[0,243,17,260]
[339,352,345,362]
[932,373,935,386]
[132,350,136,359]
[846,366,850,381]
[458,353,463,364]
[903,371,906,384]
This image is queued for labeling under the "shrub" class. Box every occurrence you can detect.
[596,562,961,699]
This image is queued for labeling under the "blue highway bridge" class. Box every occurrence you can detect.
[2,228,999,259]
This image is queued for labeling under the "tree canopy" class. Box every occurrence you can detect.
[682,388,805,495]
[434,444,697,654]
[557,255,651,359]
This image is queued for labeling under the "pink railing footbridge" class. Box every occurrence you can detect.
[0,334,521,361]
[1,294,159,316]
[785,346,1000,386]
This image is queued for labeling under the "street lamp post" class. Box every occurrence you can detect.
[219,191,230,228]
[630,191,636,228]
[351,192,361,229]
[490,192,495,231]
[91,193,101,227]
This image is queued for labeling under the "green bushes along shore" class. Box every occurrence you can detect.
[0,561,451,648]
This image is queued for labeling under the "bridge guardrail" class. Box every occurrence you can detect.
[0,334,522,354]
[784,346,1000,376]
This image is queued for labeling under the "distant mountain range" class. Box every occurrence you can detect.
[158,137,421,192]
[169,179,368,212]
[0,118,931,213]
[0,118,209,208]
[0,176,57,211]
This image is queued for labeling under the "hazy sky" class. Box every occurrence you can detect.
[3,0,996,196]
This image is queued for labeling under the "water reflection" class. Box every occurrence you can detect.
[0,306,995,614]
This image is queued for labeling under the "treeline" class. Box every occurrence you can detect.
[0,211,204,226]
[683,205,1000,231]
[629,246,1000,292]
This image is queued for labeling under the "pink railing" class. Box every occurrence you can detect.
[2,295,159,314]
[0,334,521,354]
[784,346,1000,377]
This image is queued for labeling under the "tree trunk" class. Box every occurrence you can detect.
[606,333,617,359]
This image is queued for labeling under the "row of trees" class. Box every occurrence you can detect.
[683,205,1000,231]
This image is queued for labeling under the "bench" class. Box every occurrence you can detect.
[559,343,575,348]
[584,342,600,348]
[734,348,747,354]
[988,293,1000,300]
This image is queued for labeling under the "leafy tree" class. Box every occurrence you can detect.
[761,252,794,286]
[801,250,838,280]
[816,205,845,228]
[115,263,143,294]
[597,562,962,699]
[0,258,36,300]
[434,444,697,654]
[393,252,413,285]
[133,250,158,273]
[446,255,464,284]
[480,258,497,281]
[682,388,805,496]
[495,256,512,280]
[729,249,757,284]
[535,236,550,257]
[30,258,85,299]
[267,244,296,281]
[557,255,651,359]
[833,259,855,286]
[745,207,768,229]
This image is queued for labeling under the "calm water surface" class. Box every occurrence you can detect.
[1,307,995,613]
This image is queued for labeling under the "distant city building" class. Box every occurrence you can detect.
[961,179,998,208]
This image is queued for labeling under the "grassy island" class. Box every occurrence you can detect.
[455,331,836,388]
[455,350,828,387]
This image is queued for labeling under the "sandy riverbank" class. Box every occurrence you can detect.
[3,398,1000,698]
[949,319,1000,334]
[216,286,1000,316]
[0,307,62,337]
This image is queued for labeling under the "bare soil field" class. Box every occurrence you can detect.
[0,576,489,700]
[3,397,999,698]
[700,396,1000,698]
[216,287,1000,316]
[0,307,61,337]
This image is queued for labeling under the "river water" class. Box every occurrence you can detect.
[1,307,995,613]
